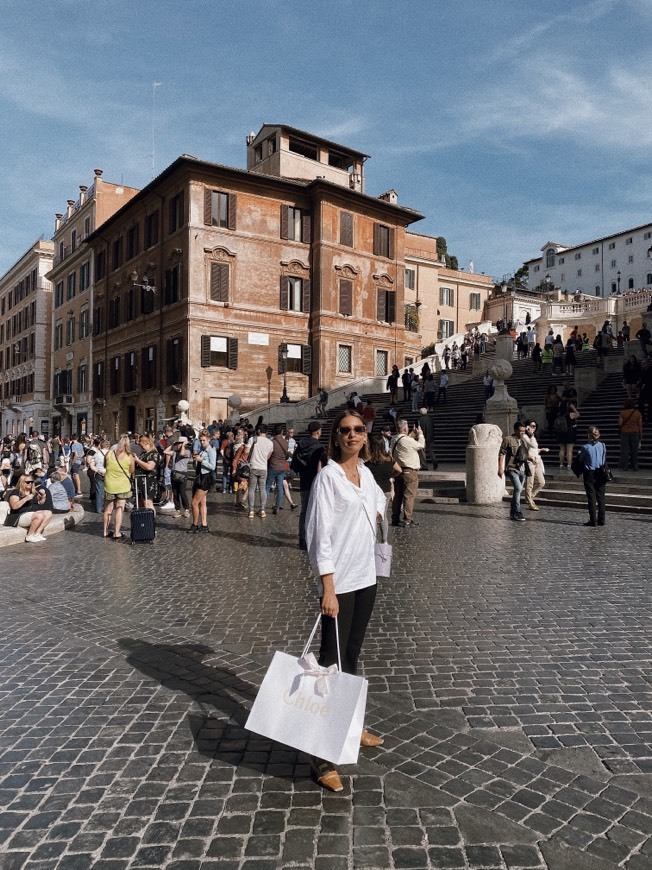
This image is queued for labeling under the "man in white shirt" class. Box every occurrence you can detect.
[244,424,274,518]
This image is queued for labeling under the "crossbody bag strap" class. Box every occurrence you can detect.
[112,450,133,487]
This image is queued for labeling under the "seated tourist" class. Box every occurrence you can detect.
[5,474,53,542]
[46,472,74,513]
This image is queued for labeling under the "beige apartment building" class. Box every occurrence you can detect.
[86,125,424,436]
[47,172,139,436]
[0,239,54,437]
[404,231,494,351]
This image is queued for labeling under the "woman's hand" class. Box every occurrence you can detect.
[321,574,338,617]
[321,589,339,618]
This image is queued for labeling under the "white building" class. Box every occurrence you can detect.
[0,239,54,437]
[525,222,652,297]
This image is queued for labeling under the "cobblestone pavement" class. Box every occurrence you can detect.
[2,491,652,870]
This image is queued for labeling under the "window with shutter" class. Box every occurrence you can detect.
[210,263,229,302]
[373,223,393,258]
[205,190,237,230]
[339,280,353,316]
[167,337,182,385]
[340,213,353,247]
[280,205,289,240]
[280,275,289,310]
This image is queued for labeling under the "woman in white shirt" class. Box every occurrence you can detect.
[305,410,386,793]
[522,420,548,510]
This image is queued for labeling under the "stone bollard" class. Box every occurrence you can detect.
[465,424,505,505]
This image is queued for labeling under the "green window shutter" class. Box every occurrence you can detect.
[301,212,311,244]
[280,205,289,240]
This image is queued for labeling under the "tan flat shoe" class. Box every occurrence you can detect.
[311,757,343,792]
[360,729,384,747]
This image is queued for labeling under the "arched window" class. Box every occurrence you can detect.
[546,249,555,269]
[611,282,617,294]
[646,273,652,285]
[595,286,601,296]
[628,278,634,290]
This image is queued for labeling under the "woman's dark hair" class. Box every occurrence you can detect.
[623,398,636,409]
[368,434,390,464]
[328,410,370,462]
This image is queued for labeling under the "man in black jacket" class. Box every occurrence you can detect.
[291,421,328,550]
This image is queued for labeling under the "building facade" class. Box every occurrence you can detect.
[0,239,54,437]
[47,172,139,437]
[525,223,652,297]
[403,232,493,351]
[87,126,424,436]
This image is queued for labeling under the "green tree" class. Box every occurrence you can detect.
[436,236,459,271]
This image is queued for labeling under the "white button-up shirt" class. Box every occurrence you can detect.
[306,461,386,596]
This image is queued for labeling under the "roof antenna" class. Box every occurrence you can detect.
[151,81,162,178]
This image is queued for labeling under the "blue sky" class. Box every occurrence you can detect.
[0,0,650,280]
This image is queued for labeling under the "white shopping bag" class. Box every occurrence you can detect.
[245,616,367,765]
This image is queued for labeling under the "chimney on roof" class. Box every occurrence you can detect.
[94,169,103,177]
[379,189,398,204]
[55,213,63,231]
[79,185,88,205]
[245,131,256,146]
[66,199,75,218]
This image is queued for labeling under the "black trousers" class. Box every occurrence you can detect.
[319,585,376,676]
[583,470,606,525]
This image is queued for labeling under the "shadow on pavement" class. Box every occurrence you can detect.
[119,638,307,780]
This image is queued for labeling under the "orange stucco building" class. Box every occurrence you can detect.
[86,125,424,435]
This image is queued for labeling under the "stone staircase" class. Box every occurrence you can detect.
[288,344,652,513]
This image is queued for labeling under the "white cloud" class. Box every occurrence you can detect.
[460,55,652,151]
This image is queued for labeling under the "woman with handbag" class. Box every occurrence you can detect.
[305,410,386,793]
[103,434,135,540]
[578,425,609,527]
[187,429,216,533]
[165,436,191,518]
[133,433,160,510]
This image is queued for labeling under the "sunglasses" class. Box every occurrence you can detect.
[337,425,366,435]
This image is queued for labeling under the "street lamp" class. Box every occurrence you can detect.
[617,271,621,295]
[279,342,290,404]
[130,271,157,293]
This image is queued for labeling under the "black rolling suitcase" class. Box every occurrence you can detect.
[130,475,156,544]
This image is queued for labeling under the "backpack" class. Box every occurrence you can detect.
[553,414,568,435]
[290,442,308,473]
[27,441,43,466]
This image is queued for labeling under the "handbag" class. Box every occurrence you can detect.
[570,453,584,478]
[374,542,393,578]
[594,463,613,487]
[245,615,367,765]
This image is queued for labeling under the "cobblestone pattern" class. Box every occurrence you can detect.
[1,494,652,868]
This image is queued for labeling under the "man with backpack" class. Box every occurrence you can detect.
[290,421,328,550]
